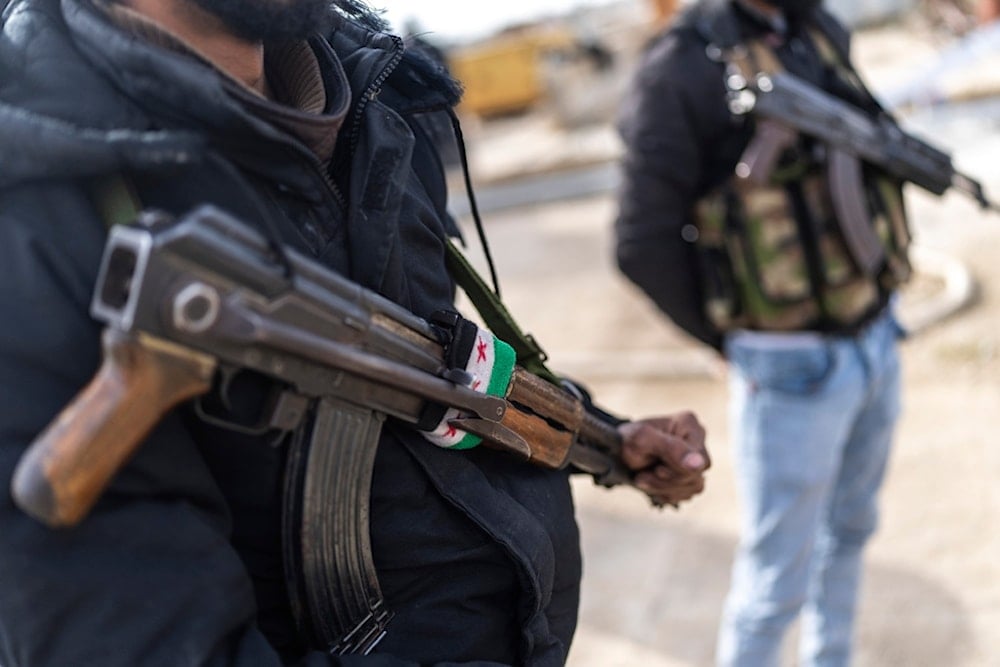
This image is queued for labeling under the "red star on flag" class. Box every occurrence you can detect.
[445,424,457,438]
[477,337,488,362]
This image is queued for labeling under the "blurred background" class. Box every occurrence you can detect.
[374,0,999,122]
[376,2,1000,665]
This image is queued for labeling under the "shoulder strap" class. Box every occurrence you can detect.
[92,174,142,229]
[444,239,559,385]
[805,24,886,113]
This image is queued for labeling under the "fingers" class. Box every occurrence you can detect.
[618,416,710,474]
[617,412,710,507]
[665,411,707,447]
[646,410,705,436]
[632,465,705,503]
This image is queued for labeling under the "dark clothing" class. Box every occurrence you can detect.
[614,0,860,351]
[0,1,579,665]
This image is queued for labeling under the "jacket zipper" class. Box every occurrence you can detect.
[309,149,348,211]
[296,34,405,213]
[347,34,405,157]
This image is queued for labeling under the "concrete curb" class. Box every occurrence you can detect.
[897,244,978,335]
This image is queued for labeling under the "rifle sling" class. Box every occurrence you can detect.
[444,238,559,385]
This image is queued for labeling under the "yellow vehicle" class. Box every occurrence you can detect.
[449,27,574,118]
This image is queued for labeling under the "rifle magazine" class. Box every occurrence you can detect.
[283,398,391,655]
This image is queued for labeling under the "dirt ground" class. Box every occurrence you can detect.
[452,128,1000,664]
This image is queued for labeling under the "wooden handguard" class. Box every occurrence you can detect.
[507,368,585,432]
[11,329,216,528]
[495,407,575,469]
[504,367,623,468]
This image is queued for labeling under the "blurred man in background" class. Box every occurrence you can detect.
[615,0,908,664]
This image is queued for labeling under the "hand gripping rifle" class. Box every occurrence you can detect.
[9,205,635,651]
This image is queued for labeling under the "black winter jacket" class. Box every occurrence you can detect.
[614,0,858,351]
[0,1,580,665]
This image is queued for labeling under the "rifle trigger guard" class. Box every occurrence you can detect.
[194,396,273,436]
[216,366,239,411]
[194,385,308,441]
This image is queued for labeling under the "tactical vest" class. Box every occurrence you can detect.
[694,28,912,333]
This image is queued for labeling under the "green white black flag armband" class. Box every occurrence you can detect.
[422,313,516,450]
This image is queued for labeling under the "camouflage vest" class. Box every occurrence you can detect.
[695,30,912,332]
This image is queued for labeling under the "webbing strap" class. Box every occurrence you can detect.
[444,238,559,385]
[806,27,876,108]
[92,174,142,229]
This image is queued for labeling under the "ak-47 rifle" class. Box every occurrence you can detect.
[11,206,635,529]
[732,68,998,207]
[728,68,999,274]
[10,205,645,653]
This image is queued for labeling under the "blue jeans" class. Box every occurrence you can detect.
[716,311,903,667]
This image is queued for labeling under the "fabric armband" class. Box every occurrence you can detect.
[421,317,516,450]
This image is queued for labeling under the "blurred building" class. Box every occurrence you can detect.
[449,25,577,118]
[446,1,653,126]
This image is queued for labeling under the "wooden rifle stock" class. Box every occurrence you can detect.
[11,329,215,527]
[507,368,622,462]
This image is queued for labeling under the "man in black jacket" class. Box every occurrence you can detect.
[0,0,710,665]
[616,1,907,665]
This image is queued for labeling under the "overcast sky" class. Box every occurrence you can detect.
[373,0,611,42]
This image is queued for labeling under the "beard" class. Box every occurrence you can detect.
[764,0,823,20]
[188,0,333,41]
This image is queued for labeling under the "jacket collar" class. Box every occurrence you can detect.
[686,0,813,50]
[328,12,462,116]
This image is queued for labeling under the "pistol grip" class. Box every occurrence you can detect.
[11,329,216,528]
[737,119,798,186]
